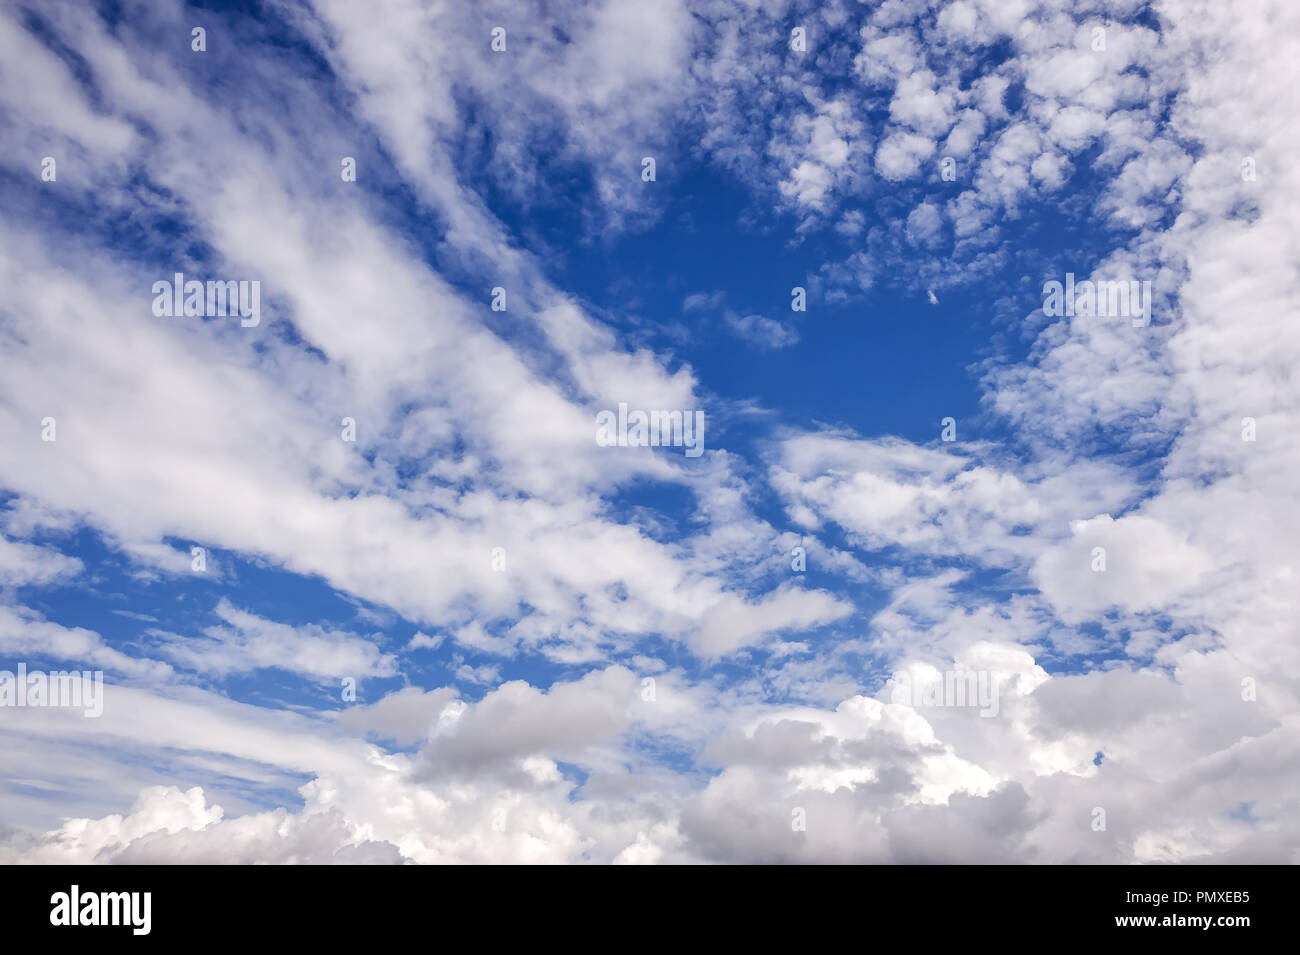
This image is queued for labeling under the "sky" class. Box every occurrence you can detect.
[0,0,1296,864]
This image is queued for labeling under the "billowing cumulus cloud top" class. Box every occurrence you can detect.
[0,0,1296,864]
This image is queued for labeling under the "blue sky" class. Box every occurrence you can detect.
[0,0,1296,864]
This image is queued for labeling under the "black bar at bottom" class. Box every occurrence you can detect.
[0,864,1285,941]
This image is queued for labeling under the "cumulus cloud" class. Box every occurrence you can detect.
[1032,514,1213,624]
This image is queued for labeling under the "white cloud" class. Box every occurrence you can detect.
[1032,514,1213,624]
[151,600,399,682]
[724,312,800,350]
[875,130,936,181]
[0,535,81,587]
